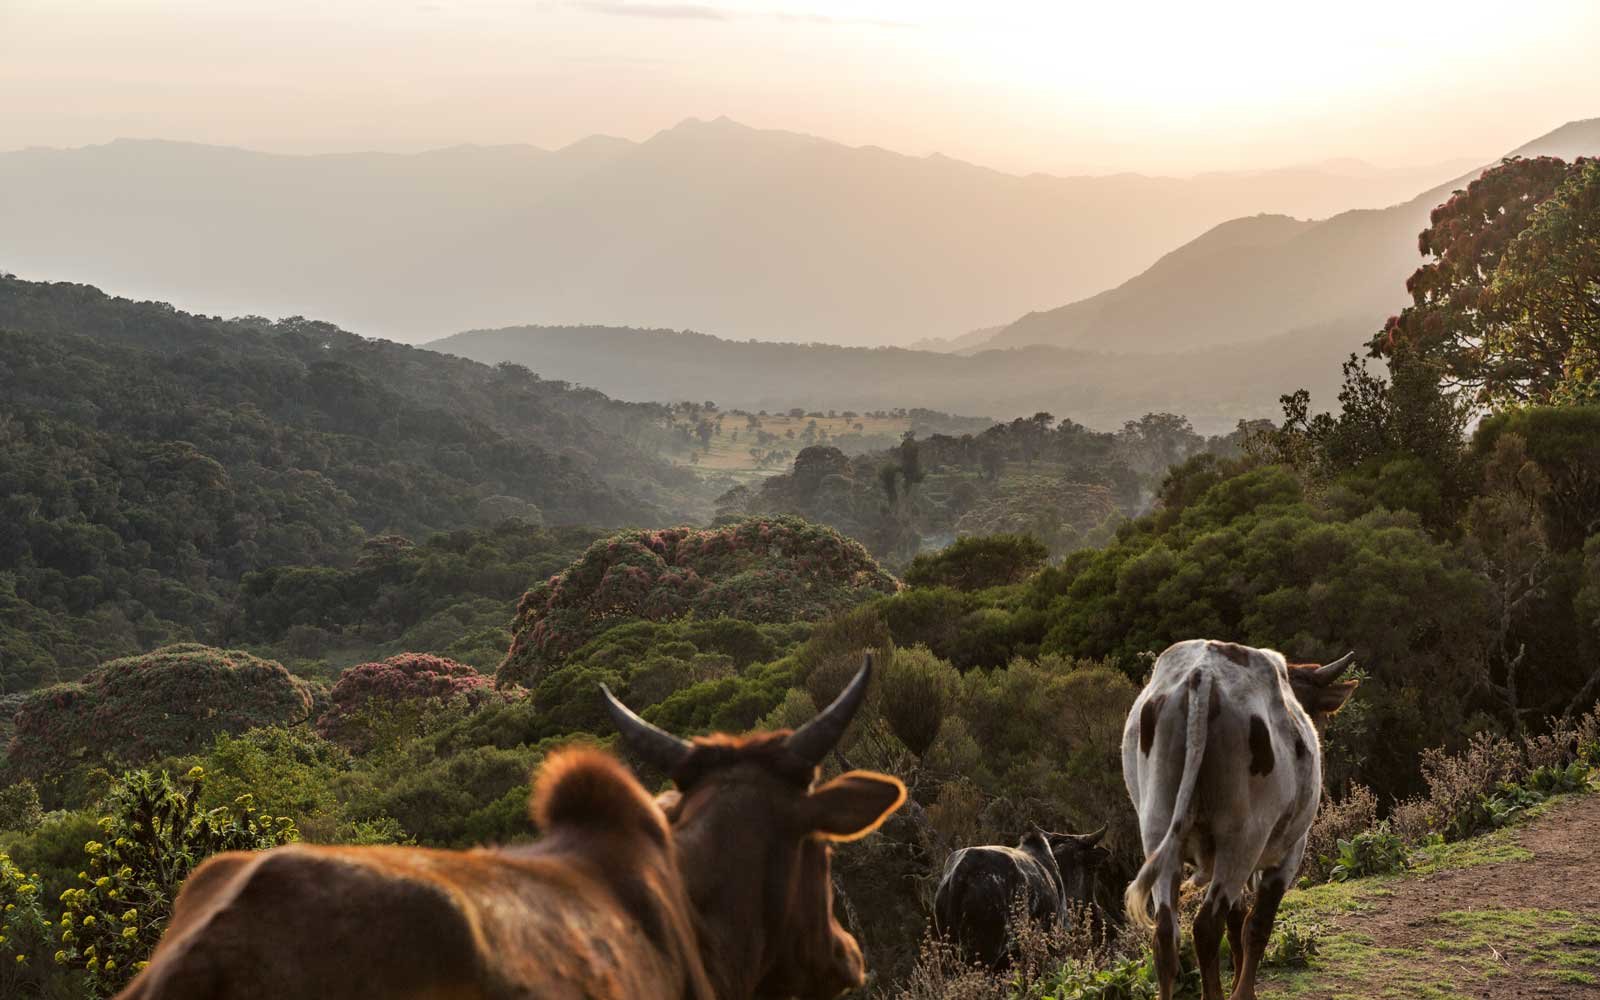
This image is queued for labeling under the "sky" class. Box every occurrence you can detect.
[2,0,1598,175]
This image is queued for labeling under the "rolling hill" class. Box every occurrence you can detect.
[0,119,1471,348]
[979,117,1600,354]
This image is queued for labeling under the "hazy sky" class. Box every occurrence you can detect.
[3,0,1597,175]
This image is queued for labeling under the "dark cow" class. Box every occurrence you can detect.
[114,660,905,1000]
[1122,640,1358,1000]
[933,825,1109,968]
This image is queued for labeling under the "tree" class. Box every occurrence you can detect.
[1373,156,1597,407]
[903,534,1049,592]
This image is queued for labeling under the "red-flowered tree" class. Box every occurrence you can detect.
[316,653,497,750]
[498,516,898,687]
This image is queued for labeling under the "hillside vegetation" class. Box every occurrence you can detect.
[0,276,706,687]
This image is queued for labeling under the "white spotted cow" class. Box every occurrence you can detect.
[1121,640,1357,1000]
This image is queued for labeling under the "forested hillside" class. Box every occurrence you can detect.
[0,276,709,688]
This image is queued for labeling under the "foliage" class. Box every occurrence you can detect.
[1301,783,1379,884]
[0,852,55,996]
[499,516,897,686]
[54,767,298,997]
[953,480,1123,559]
[1325,824,1409,882]
[0,275,708,690]
[5,645,315,805]
[317,653,497,751]
[0,781,44,834]
[904,534,1049,592]
[1373,156,1599,407]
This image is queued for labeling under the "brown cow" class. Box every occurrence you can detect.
[114,660,904,1000]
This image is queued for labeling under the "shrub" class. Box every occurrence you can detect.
[1325,823,1409,882]
[0,781,43,833]
[903,535,1049,592]
[499,516,897,686]
[54,767,297,997]
[1301,783,1378,883]
[317,653,496,751]
[0,852,55,996]
[5,645,315,800]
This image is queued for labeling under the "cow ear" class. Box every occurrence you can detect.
[655,789,683,821]
[803,771,906,842]
[1290,667,1359,719]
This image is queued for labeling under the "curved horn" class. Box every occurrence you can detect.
[1313,651,1357,684]
[601,684,693,774]
[785,655,874,765]
[1078,824,1108,848]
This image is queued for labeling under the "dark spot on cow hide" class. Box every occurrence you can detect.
[1208,682,1222,721]
[1189,670,1203,689]
[1140,695,1166,756]
[1294,736,1308,761]
[1248,715,1274,776]
[1209,641,1251,666]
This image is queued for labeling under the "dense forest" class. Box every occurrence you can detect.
[0,276,716,689]
[0,153,1597,999]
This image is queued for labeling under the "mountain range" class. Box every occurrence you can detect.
[0,118,1474,347]
[430,117,1600,431]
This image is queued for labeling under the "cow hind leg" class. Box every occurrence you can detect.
[1229,873,1288,1000]
[1152,874,1182,1000]
[1226,897,1247,983]
[1192,886,1232,1000]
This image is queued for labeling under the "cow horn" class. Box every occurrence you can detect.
[600,684,693,774]
[785,655,873,765]
[1313,651,1357,683]
[1079,825,1108,848]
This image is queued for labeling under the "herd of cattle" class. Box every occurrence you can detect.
[113,639,1357,1000]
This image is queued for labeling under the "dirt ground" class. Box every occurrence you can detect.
[1262,793,1600,999]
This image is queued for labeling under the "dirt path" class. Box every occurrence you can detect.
[1261,793,1600,999]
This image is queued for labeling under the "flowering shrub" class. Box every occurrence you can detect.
[317,653,497,750]
[5,645,316,795]
[53,767,297,997]
[499,516,897,686]
[0,853,54,996]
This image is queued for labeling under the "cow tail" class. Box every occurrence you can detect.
[1124,670,1212,931]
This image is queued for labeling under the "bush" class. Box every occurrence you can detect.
[5,645,316,801]
[1325,823,1409,882]
[54,767,298,997]
[317,653,496,751]
[499,516,897,686]
[0,852,55,996]
[1301,784,1378,883]
[903,535,1049,592]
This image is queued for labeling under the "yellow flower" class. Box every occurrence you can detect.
[122,909,138,923]
[108,889,120,899]
[82,915,96,926]
[53,950,67,965]
[84,945,95,958]
[122,926,138,939]
[187,766,205,780]
[95,877,111,890]
[105,958,116,971]
[61,929,73,942]
[14,953,24,964]
[86,957,99,971]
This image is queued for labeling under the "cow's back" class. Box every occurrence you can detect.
[115,750,710,1000]
[934,846,1056,968]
